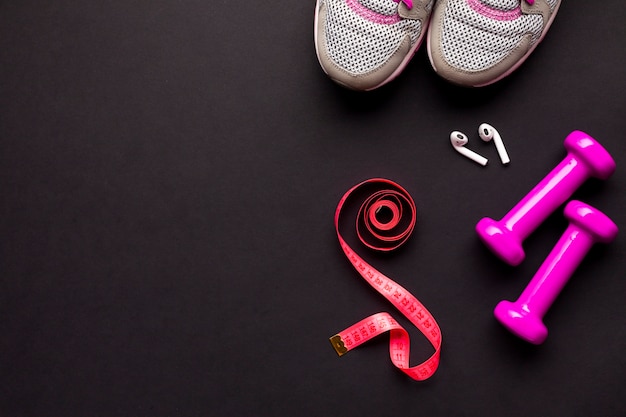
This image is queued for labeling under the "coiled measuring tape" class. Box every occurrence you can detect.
[329,178,442,381]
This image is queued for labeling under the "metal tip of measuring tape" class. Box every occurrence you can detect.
[329,335,348,356]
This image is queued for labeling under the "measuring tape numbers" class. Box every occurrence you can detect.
[329,178,442,381]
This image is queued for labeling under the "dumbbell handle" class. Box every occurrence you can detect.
[503,155,587,241]
[516,224,593,318]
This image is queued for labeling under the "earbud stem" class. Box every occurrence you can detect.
[456,147,488,166]
[495,138,510,165]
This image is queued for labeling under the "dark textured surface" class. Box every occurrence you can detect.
[1,1,625,416]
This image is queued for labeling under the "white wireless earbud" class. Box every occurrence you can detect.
[450,131,488,166]
[478,123,510,165]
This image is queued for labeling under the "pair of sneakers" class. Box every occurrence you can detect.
[314,0,561,90]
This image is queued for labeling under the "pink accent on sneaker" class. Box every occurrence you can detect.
[394,0,413,8]
[467,0,522,21]
[345,0,402,25]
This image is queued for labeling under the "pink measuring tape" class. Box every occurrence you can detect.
[329,178,442,381]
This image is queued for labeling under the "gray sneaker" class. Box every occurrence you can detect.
[427,0,562,87]
[314,0,435,91]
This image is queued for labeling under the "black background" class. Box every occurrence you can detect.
[1,1,625,416]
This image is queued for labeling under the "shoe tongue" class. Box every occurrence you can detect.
[358,0,401,16]
[480,0,520,11]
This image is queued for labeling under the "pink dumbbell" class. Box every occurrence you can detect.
[476,130,615,266]
[494,200,618,345]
